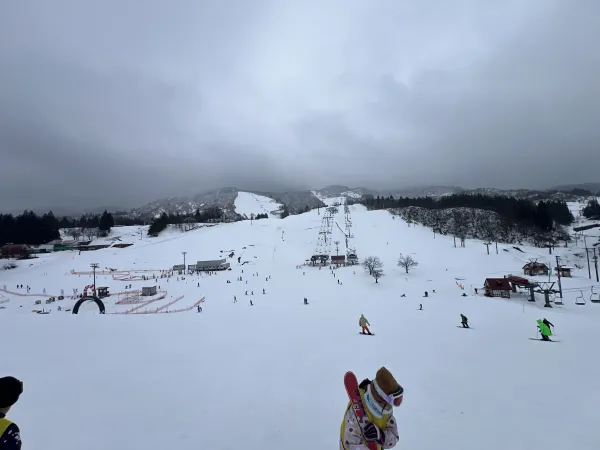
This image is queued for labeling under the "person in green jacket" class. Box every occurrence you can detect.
[537,319,553,341]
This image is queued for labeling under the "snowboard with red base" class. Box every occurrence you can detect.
[344,371,378,450]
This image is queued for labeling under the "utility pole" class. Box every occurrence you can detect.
[593,248,599,283]
[484,242,491,255]
[90,263,99,296]
[495,242,498,254]
[182,251,187,272]
[334,241,340,256]
[584,235,592,279]
[555,255,563,299]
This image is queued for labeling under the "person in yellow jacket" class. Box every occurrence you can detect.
[0,376,23,450]
[340,367,403,449]
[359,314,372,335]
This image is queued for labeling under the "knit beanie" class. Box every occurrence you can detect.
[0,376,23,408]
[375,366,400,396]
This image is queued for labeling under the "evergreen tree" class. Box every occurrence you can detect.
[583,198,600,219]
[99,210,115,232]
[534,201,553,232]
[148,213,169,235]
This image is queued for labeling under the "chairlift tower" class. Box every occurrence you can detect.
[536,281,557,307]
[314,208,335,258]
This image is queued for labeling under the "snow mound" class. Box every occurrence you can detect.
[234,191,282,218]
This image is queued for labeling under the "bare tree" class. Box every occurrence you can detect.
[362,256,383,275]
[82,228,99,241]
[183,217,196,232]
[397,253,419,273]
[372,269,384,283]
[478,213,497,243]
[65,228,82,241]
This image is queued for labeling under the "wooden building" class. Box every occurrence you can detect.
[555,266,573,278]
[172,264,185,274]
[331,255,346,266]
[523,261,549,276]
[196,259,230,271]
[484,278,512,298]
[141,286,157,296]
[347,252,359,265]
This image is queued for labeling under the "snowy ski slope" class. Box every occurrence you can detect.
[234,191,283,218]
[1,199,599,450]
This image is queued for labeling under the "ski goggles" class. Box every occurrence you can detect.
[373,380,404,407]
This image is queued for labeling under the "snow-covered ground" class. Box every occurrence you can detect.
[2,200,600,450]
[234,191,283,218]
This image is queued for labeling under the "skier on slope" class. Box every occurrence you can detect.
[537,319,553,341]
[359,314,372,335]
[460,314,469,328]
[340,367,403,450]
[542,318,554,331]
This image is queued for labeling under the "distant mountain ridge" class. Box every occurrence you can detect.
[11,182,598,219]
[123,183,599,220]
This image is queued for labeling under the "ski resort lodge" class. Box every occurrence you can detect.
[554,266,573,278]
[331,255,346,266]
[483,278,512,298]
[173,259,231,273]
[195,259,230,271]
[522,261,549,276]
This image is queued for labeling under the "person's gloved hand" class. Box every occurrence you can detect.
[363,422,384,443]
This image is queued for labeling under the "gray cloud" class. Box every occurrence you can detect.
[1,0,599,213]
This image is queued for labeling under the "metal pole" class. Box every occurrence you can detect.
[90,263,99,296]
[555,255,563,299]
[182,252,187,272]
[594,248,599,283]
[584,235,592,279]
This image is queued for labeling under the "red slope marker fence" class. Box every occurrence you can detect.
[167,296,205,314]
[112,293,169,314]
[116,296,205,315]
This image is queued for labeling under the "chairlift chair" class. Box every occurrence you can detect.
[575,290,586,305]
[551,291,562,305]
[590,286,600,303]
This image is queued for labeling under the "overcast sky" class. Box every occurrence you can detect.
[1,0,599,212]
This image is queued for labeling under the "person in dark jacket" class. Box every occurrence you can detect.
[460,314,470,328]
[0,376,23,449]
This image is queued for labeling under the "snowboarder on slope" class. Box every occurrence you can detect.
[340,367,402,450]
[359,314,372,335]
[460,314,469,328]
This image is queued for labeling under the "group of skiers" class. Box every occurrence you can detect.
[344,315,557,450]
[360,314,556,342]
